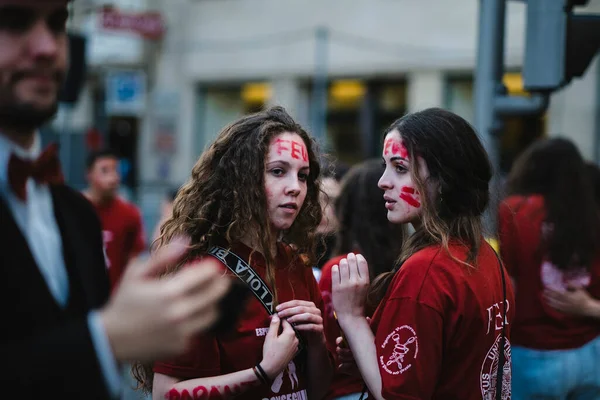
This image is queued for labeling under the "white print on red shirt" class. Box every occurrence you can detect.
[541,260,590,292]
[379,325,419,375]
[271,360,299,393]
[486,300,510,335]
[102,230,113,269]
[480,333,512,400]
[256,327,269,337]
[261,389,307,400]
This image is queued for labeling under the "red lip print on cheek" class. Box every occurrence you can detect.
[383,138,409,159]
[399,186,421,208]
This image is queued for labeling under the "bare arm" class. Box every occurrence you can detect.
[153,370,260,400]
[154,315,299,400]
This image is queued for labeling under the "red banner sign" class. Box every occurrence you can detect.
[100,8,165,40]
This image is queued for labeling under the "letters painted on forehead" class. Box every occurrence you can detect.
[383,137,408,159]
[274,138,308,162]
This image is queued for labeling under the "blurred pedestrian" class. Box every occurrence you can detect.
[84,149,146,292]
[498,138,600,399]
[0,1,231,398]
[318,158,406,400]
[134,106,334,400]
[332,108,514,399]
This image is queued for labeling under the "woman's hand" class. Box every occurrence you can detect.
[260,315,299,379]
[276,300,325,345]
[331,253,370,323]
[544,286,600,318]
[336,336,361,377]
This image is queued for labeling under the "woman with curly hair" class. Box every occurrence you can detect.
[133,106,333,400]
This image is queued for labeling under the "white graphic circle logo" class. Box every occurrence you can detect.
[480,333,512,400]
[379,325,418,375]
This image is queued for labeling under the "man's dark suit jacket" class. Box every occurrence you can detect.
[0,184,113,398]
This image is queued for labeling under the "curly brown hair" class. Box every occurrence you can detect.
[132,106,323,392]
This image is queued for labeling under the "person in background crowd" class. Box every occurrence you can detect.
[319,158,406,400]
[84,149,146,291]
[133,106,334,400]
[314,161,349,280]
[499,138,600,399]
[332,108,514,399]
[0,0,231,398]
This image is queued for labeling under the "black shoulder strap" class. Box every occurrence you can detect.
[208,245,306,354]
[208,245,275,313]
[491,246,508,400]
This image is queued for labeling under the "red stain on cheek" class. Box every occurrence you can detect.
[399,186,421,208]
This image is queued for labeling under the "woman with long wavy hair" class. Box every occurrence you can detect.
[331,108,515,399]
[133,106,333,400]
[499,138,600,399]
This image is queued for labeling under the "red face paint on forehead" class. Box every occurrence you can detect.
[274,138,308,162]
[383,137,408,159]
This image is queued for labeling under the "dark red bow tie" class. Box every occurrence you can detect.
[7,143,65,201]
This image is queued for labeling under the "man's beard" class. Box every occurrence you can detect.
[0,99,58,134]
[0,71,62,134]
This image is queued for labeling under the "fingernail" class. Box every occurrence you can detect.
[275,305,282,311]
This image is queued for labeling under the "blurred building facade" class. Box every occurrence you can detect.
[54,0,600,236]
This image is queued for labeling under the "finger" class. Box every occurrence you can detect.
[166,259,224,297]
[287,312,322,324]
[336,336,344,346]
[346,253,357,280]
[278,306,320,319]
[356,254,369,281]
[293,324,323,333]
[281,318,296,335]
[337,347,353,361]
[267,314,282,339]
[276,300,317,312]
[172,275,231,328]
[332,265,341,290]
[132,236,190,279]
[339,258,350,282]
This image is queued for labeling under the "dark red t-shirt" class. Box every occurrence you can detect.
[498,195,600,350]
[154,242,333,400]
[369,242,515,400]
[319,255,366,399]
[92,196,145,290]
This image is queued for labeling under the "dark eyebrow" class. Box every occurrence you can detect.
[266,160,290,168]
[390,156,408,162]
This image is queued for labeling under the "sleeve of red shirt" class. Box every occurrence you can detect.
[153,333,221,379]
[497,200,518,277]
[129,205,146,256]
[374,298,444,400]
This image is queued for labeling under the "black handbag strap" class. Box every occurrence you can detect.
[208,245,306,354]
